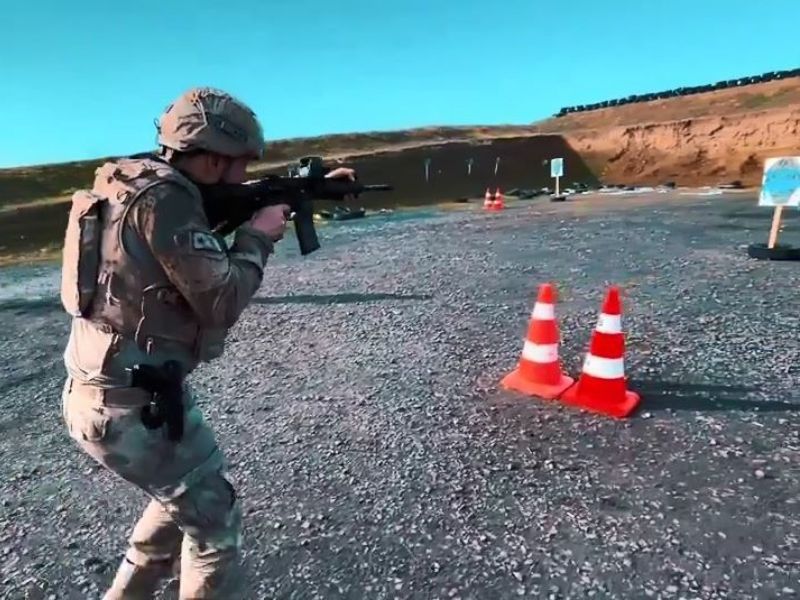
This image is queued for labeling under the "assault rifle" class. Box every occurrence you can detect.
[199,156,393,255]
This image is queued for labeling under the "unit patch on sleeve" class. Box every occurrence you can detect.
[191,231,225,253]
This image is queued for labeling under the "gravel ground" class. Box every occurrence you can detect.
[1,191,799,599]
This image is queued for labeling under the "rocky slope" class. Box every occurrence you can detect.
[562,106,800,186]
[536,77,800,186]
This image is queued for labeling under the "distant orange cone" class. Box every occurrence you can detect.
[492,188,505,210]
[484,188,494,209]
[559,286,640,418]
[501,283,574,399]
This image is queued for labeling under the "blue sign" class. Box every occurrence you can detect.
[759,157,800,206]
[550,158,564,178]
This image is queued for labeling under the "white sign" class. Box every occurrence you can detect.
[759,157,800,207]
[550,158,564,178]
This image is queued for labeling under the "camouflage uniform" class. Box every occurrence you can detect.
[60,88,271,598]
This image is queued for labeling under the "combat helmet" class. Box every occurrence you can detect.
[156,87,265,159]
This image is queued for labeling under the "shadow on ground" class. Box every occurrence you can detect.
[632,379,800,413]
[0,297,62,313]
[252,292,433,305]
[0,292,432,313]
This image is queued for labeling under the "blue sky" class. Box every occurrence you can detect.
[1,0,797,168]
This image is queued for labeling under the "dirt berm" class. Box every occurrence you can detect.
[0,135,595,262]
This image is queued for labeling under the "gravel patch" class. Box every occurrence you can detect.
[1,192,799,599]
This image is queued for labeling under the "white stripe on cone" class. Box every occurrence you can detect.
[521,341,559,363]
[582,353,625,379]
[531,303,555,320]
[595,313,622,334]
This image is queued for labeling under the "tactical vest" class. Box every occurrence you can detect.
[60,156,225,364]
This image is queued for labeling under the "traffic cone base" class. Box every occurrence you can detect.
[501,368,574,400]
[492,188,505,210]
[560,382,640,418]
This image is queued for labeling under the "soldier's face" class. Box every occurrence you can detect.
[181,152,255,185]
[219,157,252,184]
[197,154,252,184]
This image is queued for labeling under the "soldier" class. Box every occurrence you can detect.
[59,87,353,598]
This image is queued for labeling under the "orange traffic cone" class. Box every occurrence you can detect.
[501,283,574,399]
[492,188,505,210]
[484,188,494,209]
[559,286,640,418]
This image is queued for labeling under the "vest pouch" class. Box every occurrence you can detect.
[61,190,106,317]
[134,286,226,362]
[135,284,201,355]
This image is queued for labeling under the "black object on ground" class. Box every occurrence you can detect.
[746,242,800,261]
[317,206,367,221]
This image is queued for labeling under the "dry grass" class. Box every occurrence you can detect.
[0,244,62,268]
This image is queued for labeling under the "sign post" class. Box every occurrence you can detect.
[550,158,564,195]
[494,157,500,176]
[758,157,800,247]
[768,206,784,249]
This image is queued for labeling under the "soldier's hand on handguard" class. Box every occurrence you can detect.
[325,167,356,181]
[249,204,291,242]
[325,167,357,201]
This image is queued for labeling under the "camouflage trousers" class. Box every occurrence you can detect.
[61,376,244,599]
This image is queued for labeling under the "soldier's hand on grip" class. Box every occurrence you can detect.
[250,204,291,242]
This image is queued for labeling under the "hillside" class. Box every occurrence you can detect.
[1,75,799,266]
[537,77,800,186]
[2,76,799,210]
[0,125,537,210]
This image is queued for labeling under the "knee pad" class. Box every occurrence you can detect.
[164,469,242,550]
[104,557,171,598]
